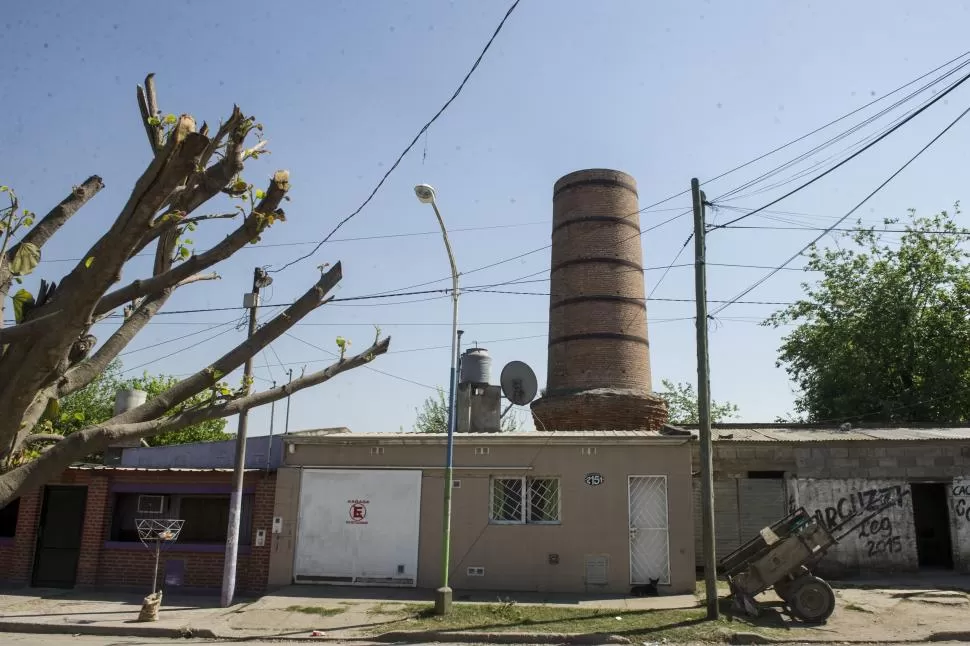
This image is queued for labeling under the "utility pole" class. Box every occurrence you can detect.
[265,381,277,471]
[221,266,271,608]
[692,178,719,620]
[283,368,294,435]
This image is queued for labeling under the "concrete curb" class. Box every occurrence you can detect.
[374,630,631,644]
[0,620,217,640]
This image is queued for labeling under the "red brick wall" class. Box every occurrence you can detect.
[0,468,276,595]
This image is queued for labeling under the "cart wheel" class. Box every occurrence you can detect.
[774,578,793,602]
[774,566,809,602]
[789,576,835,624]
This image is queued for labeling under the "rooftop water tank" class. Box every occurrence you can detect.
[460,347,491,385]
[114,388,148,416]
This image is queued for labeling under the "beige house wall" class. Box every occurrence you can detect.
[270,436,694,595]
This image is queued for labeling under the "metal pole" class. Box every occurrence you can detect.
[429,198,459,616]
[221,267,262,608]
[283,369,294,434]
[266,381,277,471]
[152,539,161,594]
[693,178,719,620]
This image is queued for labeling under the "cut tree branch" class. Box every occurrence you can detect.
[9,176,104,257]
[113,261,342,426]
[95,171,289,316]
[131,212,236,260]
[0,335,390,506]
[59,289,175,398]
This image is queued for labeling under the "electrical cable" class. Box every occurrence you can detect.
[362,50,970,298]
[709,68,970,231]
[284,332,438,390]
[271,0,523,273]
[710,101,970,317]
[713,55,970,204]
[118,318,241,357]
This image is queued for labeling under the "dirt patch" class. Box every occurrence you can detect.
[733,587,970,643]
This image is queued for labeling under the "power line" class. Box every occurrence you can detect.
[271,0,523,274]
[705,224,970,236]
[712,54,970,204]
[33,220,550,265]
[118,318,241,357]
[368,50,970,299]
[710,67,970,231]
[710,101,970,317]
[284,332,438,390]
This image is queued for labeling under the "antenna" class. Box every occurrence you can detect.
[500,361,538,406]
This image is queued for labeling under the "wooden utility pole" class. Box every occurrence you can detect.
[221,266,270,607]
[692,178,719,619]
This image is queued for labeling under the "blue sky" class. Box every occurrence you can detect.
[3,0,970,436]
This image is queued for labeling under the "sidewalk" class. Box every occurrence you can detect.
[0,581,967,643]
[0,585,700,641]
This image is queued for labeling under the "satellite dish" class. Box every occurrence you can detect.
[500,361,539,406]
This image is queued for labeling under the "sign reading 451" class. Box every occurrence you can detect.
[584,473,605,487]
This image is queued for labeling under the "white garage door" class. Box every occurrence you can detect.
[294,469,422,586]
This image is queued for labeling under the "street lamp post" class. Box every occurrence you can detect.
[414,183,459,616]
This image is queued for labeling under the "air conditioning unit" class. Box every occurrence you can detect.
[137,495,166,514]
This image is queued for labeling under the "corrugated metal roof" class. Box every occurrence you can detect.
[70,464,263,473]
[285,428,691,445]
[685,425,970,442]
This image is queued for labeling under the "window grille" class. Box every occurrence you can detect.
[490,477,560,524]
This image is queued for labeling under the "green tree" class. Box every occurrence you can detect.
[658,379,740,425]
[44,361,231,446]
[414,387,520,433]
[765,205,970,423]
[0,74,390,506]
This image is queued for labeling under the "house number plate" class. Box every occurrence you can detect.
[584,473,605,486]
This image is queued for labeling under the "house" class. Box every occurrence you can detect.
[267,429,696,595]
[0,464,275,593]
[685,424,970,577]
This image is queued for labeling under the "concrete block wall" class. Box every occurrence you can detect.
[949,477,970,572]
[0,468,276,594]
[792,478,917,577]
[695,440,970,480]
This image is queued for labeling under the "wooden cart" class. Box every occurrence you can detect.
[718,492,906,624]
[718,507,838,623]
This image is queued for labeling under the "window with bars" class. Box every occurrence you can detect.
[490,477,560,524]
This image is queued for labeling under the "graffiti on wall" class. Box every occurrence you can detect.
[795,479,916,571]
[953,484,970,523]
[811,484,910,533]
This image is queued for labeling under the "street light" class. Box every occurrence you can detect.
[414,183,459,616]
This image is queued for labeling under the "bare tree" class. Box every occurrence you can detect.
[0,74,390,505]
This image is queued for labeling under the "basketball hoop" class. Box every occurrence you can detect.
[135,518,185,617]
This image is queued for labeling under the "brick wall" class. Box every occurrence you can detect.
[532,169,669,431]
[531,389,667,432]
[0,468,276,594]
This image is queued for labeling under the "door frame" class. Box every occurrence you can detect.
[31,485,88,588]
[627,475,671,586]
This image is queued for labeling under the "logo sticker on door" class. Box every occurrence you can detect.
[347,499,369,524]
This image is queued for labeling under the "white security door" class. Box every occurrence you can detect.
[628,475,670,585]
[294,469,422,586]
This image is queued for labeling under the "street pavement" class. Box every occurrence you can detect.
[4,636,970,646]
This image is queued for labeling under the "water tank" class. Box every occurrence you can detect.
[114,388,148,415]
[460,347,491,385]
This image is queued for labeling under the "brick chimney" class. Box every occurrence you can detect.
[530,169,668,431]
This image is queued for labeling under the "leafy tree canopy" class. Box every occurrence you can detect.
[414,387,520,433]
[38,360,231,446]
[658,379,740,425]
[766,206,970,423]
